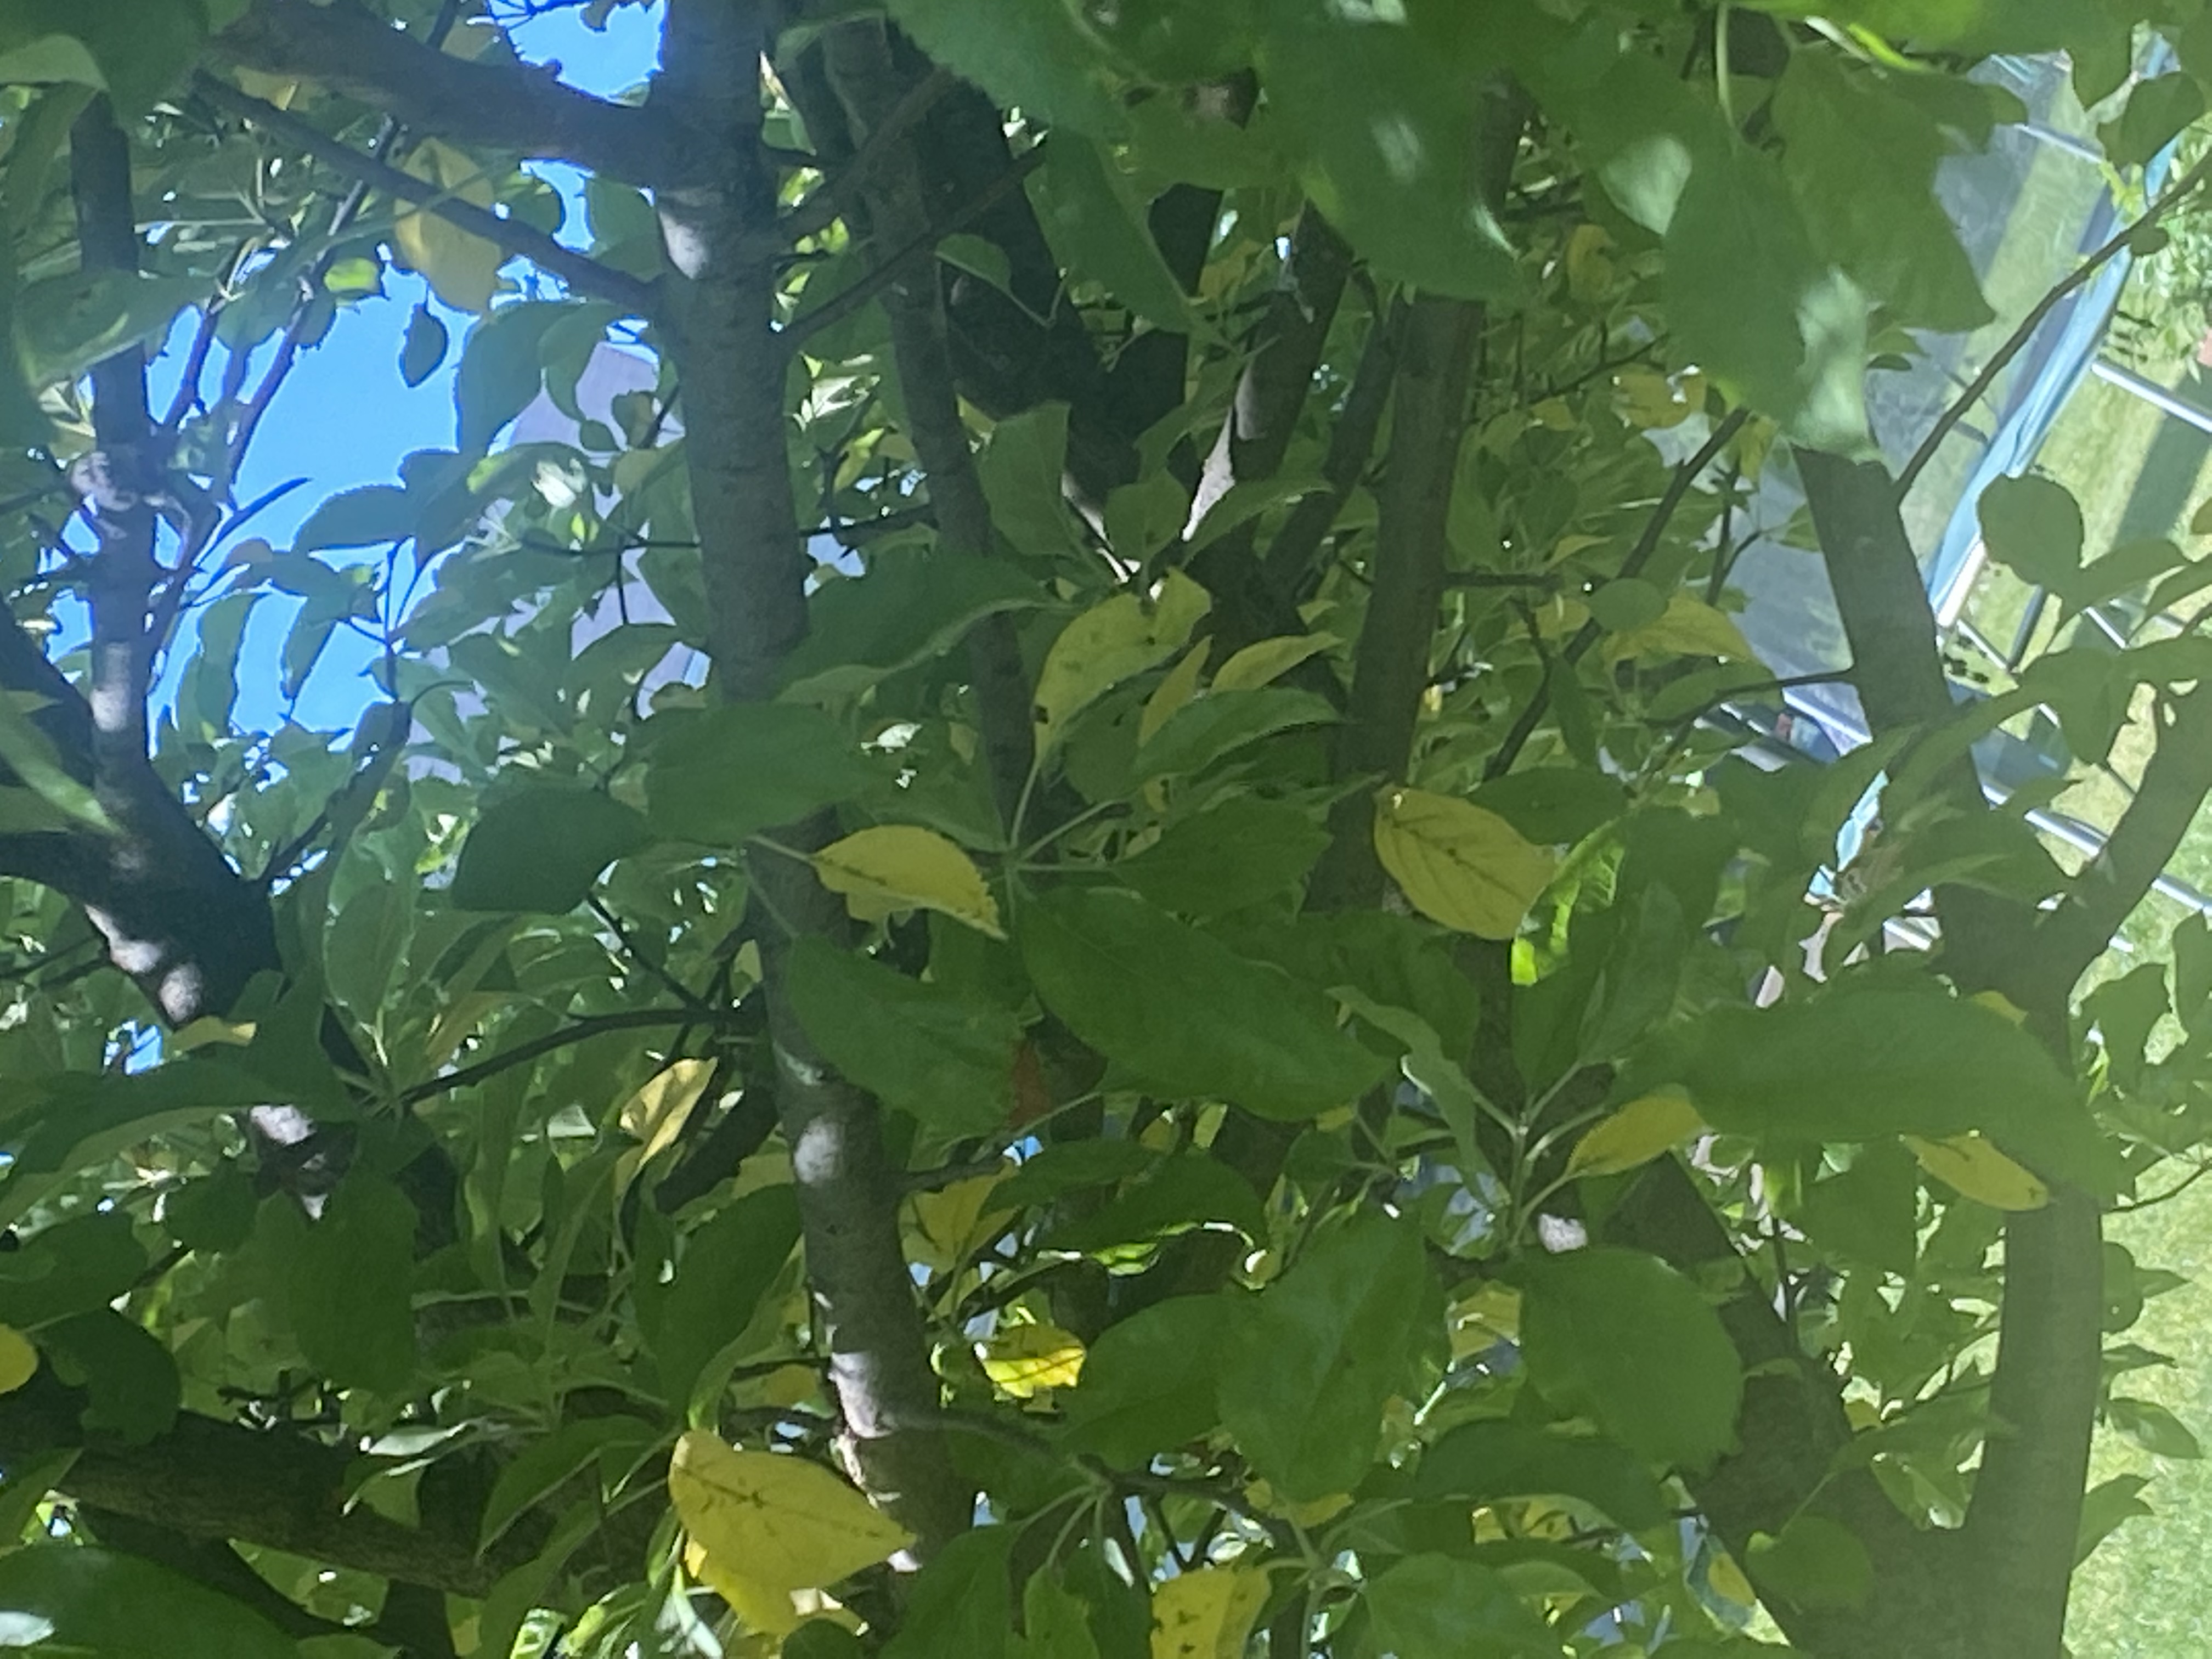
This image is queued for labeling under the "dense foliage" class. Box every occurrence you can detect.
[0,2,2205,1656]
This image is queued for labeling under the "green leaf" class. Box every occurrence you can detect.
[1040,1154,1267,1252]
[480,1415,661,1553]
[786,938,1020,1138]
[276,1173,418,1393]
[2101,73,2205,170]
[399,302,449,387]
[643,704,876,844]
[1748,1515,1875,1611]
[1363,1554,1565,1659]
[1031,136,1198,335]
[1035,572,1210,748]
[454,301,563,454]
[15,270,208,391]
[1774,56,1991,332]
[41,1309,178,1444]
[1411,1417,1668,1531]
[1020,887,1389,1119]
[884,0,1125,135]
[1063,1295,1233,1469]
[1260,8,1520,301]
[978,404,1081,560]
[1791,1141,1919,1278]
[1520,1246,1743,1471]
[0,1212,144,1327]
[1133,687,1335,781]
[2108,1397,2203,1460]
[162,1165,257,1255]
[0,1546,295,1659]
[882,1525,1015,1659]
[781,551,1043,699]
[1977,473,2083,593]
[1218,1211,1434,1499]
[2076,1474,2153,1565]
[1664,140,1867,448]
[1672,988,2115,1192]
[645,1187,801,1411]
[1116,795,1330,917]
[292,484,417,555]
[450,786,650,912]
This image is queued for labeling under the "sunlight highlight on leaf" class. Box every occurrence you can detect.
[811,826,1004,938]
[1567,1090,1706,1178]
[1372,788,1555,939]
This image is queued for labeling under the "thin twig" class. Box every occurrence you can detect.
[1485,405,1751,780]
[780,65,954,243]
[780,148,1047,354]
[1899,150,2212,496]
[194,73,656,315]
[397,1006,743,1107]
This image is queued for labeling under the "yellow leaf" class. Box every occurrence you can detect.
[669,1432,912,1621]
[1970,990,2029,1026]
[1532,397,1577,432]
[1211,632,1335,693]
[1140,641,1211,744]
[1905,1134,2050,1211]
[1150,1565,1271,1659]
[812,826,1003,938]
[1035,571,1210,748]
[171,1017,256,1051]
[1708,1549,1758,1609]
[1566,1089,1705,1178]
[1616,364,1695,430]
[1606,594,1757,664]
[612,1057,716,1198]
[977,1321,1086,1397]
[392,138,502,313]
[1372,787,1555,939]
[1564,223,1616,303]
[907,1168,1012,1271]
[684,1539,808,1636]
[0,1325,35,1396]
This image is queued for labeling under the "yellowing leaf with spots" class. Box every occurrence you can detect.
[812,826,1003,938]
[1211,633,1334,693]
[1150,1565,1270,1659]
[0,1325,35,1395]
[1906,1133,2050,1211]
[668,1432,911,1630]
[392,138,502,313]
[1372,788,1554,939]
[1140,641,1210,743]
[1566,1090,1705,1178]
[1036,571,1210,748]
[1607,595,1757,664]
[978,1321,1086,1397]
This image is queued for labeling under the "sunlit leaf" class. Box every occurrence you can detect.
[1148,1566,1268,1659]
[1905,1133,2050,1211]
[811,825,1005,938]
[977,1321,1085,1397]
[1567,1090,1705,1178]
[669,1432,913,1610]
[1372,787,1555,939]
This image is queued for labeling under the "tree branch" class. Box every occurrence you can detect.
[1798,446,2094,1657]
[820,21,1033,825]
[216,0,696,187]
[0,1379,531,1598]
[1310,291,1486,910]
[193,74,656,315]
[657,0,969,1553]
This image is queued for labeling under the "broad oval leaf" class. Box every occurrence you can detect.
[1364,1554,1566,1659]
[0,1546,295,1659]
[0,1324,36,1395]
[450,786,650,912]
[668,1432,913,1597]
[644,703,877,845]
[1020,887,1389,1119]
[811,825,1005,938]
[1218,1211,1435,1499]
[1520,1246,1743,1472]
[1035,572,1210,748]
[1148,1565,1269,1659]
[1567,1090,1705,1178]
[1373,787,1555,939]
[1905,1133,2050,1211]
